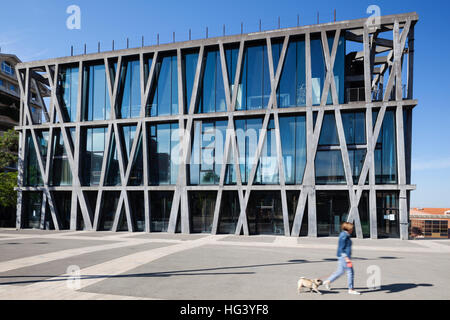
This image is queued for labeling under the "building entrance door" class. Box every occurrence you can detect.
[247,191,284,235]
[316,191,350,237]
[377,192,400,238]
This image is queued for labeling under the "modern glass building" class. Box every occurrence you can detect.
[14,12,418,239]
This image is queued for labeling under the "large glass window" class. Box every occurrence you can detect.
[272,38,306,107]
[342,111,367,184]
[1,61,14,76]
[247,191,284,235]
[150,191,173,232]
[217,191,240,234]
[128,192,145,232]
[24,131,46,186]
[316,191,350,237]
[280,115,306,184]
[148,123,179,185]
[82,127,106,186]
[358,191,371,238]
[255,119,279,185]
[182,50,199,113]
[147,53,178,116]
[234,118,262,184]
[54,191,72,230]
[58,65,79,122]
[190,120,227,185]
[196,48,226,113]
[22,192,42,229]
[189,191,216,233]
[99,191,120,231]
[83,63,111,121]
[311,34,345,105]
[315,112,346,185]
[118,59,141,118]
[286,191,308,236]
[236,43,271,110]
[51,130,72,186]
[225,44,239,91]
[374,110,397,184]
[315,150,346,185]
[105,133,121,186]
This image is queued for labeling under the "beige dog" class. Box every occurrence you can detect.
[297,277,323,295]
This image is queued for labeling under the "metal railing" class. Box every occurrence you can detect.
[346,85,408,103]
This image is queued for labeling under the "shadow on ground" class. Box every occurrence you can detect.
[331,283,433,294]
[0,256,402,287]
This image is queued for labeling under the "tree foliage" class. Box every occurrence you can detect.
[0,129,19,209]
[0,172,18,208]
[0,129,19,169]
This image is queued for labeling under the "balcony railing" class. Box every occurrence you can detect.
[346,85,408,103]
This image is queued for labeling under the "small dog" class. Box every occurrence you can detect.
[297,277,323,295]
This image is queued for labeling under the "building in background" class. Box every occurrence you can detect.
[0,53,49,169]
[410,208,450,239]
[14,12,418,239]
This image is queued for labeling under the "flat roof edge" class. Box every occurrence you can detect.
[17,12,418,69]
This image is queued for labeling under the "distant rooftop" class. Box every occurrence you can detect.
[411,208,450,217]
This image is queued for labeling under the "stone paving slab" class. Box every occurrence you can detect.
[65,232,126,238]
[0,238,116,263]
[0,229,71,235]
[297,237,424,248]
[0,242,175,287]
[79,244,450,300]
[218,235,276,243]
[126,233,209,241]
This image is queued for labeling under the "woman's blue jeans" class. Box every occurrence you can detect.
[326,256,354,289]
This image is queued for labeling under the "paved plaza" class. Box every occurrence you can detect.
[0,229,448,300]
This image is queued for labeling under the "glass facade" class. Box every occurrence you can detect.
[150,192,173,232]
[82,127,106,186]
[118,59,141,118]
[99,191,121,231]
[236,43,271,110]
[58,65,79,122]
[24,132,44,186]
[51,130,72,186]
[311,34,345,105]
[217,191,240,234]
[342,111,367,184]
[22,192,42,229]
[190,120,227,185]
[18,19,414,240]
[234,118,262,184]
[316,191,350,237]
[196,48,226,113]
[182,50,199,113]
[54,192,72,230]
[82,63,111,121]
[147,53,178,116]
[189,191,216,233]
[374,109,398,184]
[254,119,279,185]
[129,192,145,232]
[280,115,306,184]
[315,113,346,185]
[247,191,284,235]
[148,123,179,185]
[376,191,400,238]
[273,38,307,107]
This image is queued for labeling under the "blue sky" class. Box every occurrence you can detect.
[1,0,449,208]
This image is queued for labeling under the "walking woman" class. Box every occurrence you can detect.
[323,222,361,295]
